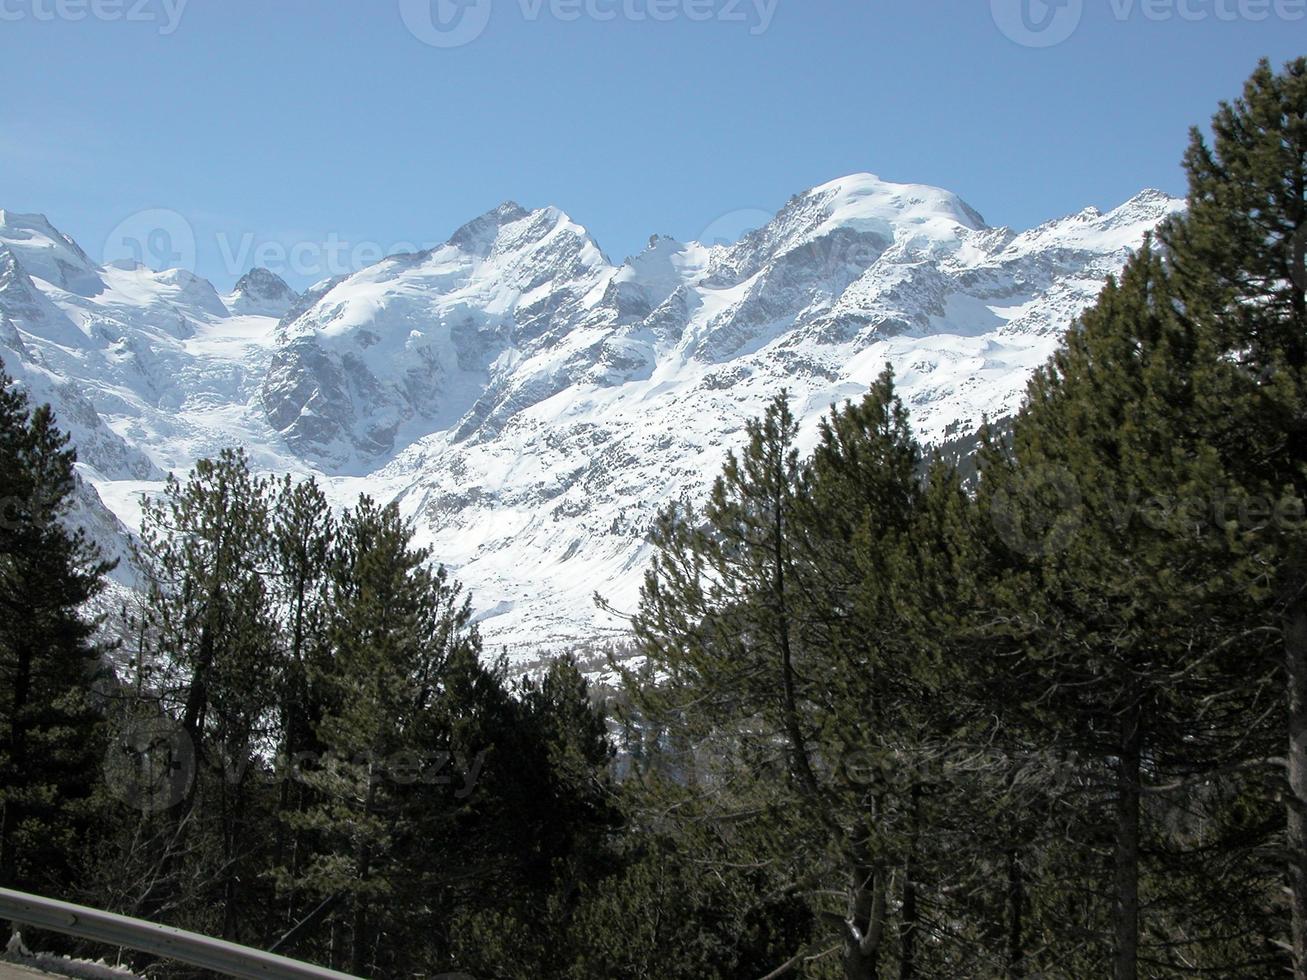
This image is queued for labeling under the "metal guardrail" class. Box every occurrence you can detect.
[0,888,361,980]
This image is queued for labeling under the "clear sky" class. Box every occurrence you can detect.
[1,0,1302,289]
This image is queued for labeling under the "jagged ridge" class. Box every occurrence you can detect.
[0,176,1183,650]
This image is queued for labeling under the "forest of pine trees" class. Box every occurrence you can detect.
[0,56,1305,979]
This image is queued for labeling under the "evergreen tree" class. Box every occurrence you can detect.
[1158,56,1307,978]
[557,813,812,980]
[975,244,1273,976]
[625,382,985,979]
[0,359,113,896]
[798,373,952,977]
[286,495,480,975]
[126,448,277,939]
[266,474,335,944]
[624,393,843,972]
[445,656,629,979]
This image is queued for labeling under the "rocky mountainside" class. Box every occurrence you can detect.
[227,267,300,318]
[0,177,1183,653]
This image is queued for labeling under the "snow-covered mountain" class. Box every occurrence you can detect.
[0,177,1184,653]
[227,267,298,318]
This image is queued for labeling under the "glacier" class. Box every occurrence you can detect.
[0,176,1184,656]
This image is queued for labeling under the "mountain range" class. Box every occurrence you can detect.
[0,176,1183,654]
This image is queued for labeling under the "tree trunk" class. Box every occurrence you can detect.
[0,642,32,887]
[772,479,821,801]
[221,799,238,941]
[842,864,886,980]
[350,773,378,977]
[840,824,889,980]
[330,918,343,973]
[1284,601,1307,980]
[1006,848,1025,979]
[900,784,921,980]
[1114,700,1143,980]
[350,892,369,979]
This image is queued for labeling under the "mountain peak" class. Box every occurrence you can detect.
[0,209,61,235]
[1001,188,1185,260]
[697,173,990,288]
[1113,188,1183,220]
[228,267,298,317]
[233,266,293,294]
[0,208,102,295]
[1124,187,1178,205]
[802,173,988,232]
[448,201,534,255]
[0,209,91,254]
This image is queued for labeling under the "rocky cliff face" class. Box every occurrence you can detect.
[259,202,613,469]
[226,267,298,317]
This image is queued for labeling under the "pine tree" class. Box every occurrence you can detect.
[444,655,631,979]
[798,372,1024,976]
[266,475,335,944]
[798,372,932,978]
[0,358,113,896]
[127,449,277,939]
[974,244,1269,976]
[625,382,987,979]
[287,495,480,975]
[1158,56,1307,978]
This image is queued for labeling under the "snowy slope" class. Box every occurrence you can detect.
[260,202,613,470]
[0,178,1184,654]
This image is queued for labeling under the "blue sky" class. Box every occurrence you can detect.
[1,0,1301,289]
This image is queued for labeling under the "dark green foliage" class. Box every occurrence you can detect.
[1157,56,1307,979]
[972,244,1278,976]
[113,448,277,941]
[64,456,625,977]
[620,378,1015,979]
[558,822,813,980]
[603,58,1307,980]
[0,357,113,897]
[282,495,484,974]
[265,474,335,945]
